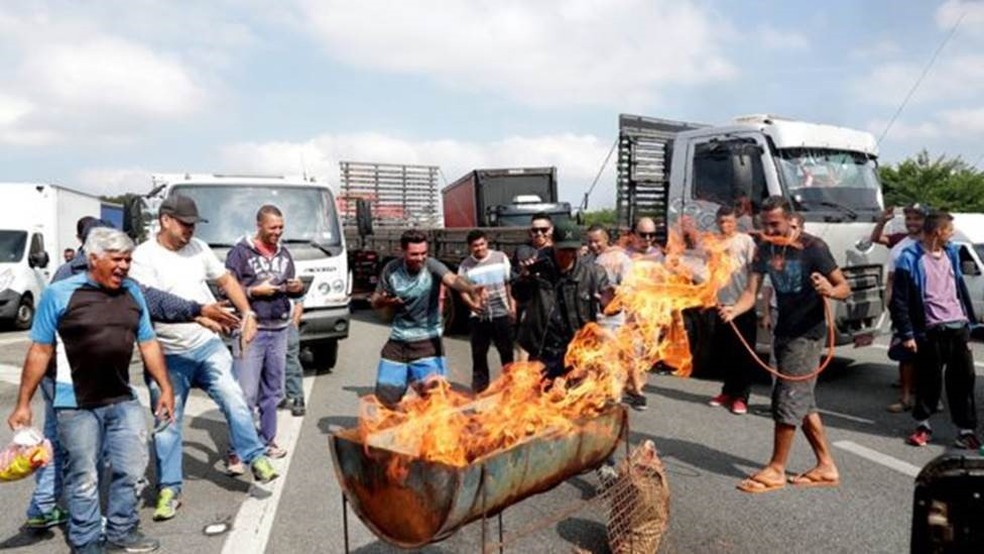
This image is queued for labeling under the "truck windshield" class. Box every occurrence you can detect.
[975,244,984,263]
[170,185,341,247]
[0,231,27,263]
[775,149,882,214]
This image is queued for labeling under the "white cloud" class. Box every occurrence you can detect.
[936,0,984,30]
[758,25,809,51]
[76,167,153,197]
[219,132,616,206]
[296,0,736,108]
[852,54,984,107]
[864,118,940,141]
[940,107,984,135]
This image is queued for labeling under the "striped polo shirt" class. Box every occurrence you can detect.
[457,250,512,319]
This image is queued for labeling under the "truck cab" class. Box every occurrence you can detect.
[141,174,351,370]
[618,114,888,359]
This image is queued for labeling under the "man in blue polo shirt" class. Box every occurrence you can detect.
[7,227,175,553]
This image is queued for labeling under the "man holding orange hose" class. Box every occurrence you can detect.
[720,196,851,493]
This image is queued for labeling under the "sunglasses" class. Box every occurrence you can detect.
[530,227,552,235]
[637,232,657,239]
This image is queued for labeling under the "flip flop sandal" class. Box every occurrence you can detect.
[788,473,840,488]
[736,475,786,494]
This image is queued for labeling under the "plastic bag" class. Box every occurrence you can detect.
[0,427,53,482]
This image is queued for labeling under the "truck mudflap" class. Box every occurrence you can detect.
[835,264,885,346]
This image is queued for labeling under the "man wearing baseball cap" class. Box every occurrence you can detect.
[513,221,613,379]
[129,194,279,522]
[870,202,928,413]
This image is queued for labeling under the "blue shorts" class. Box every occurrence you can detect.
[375,338,447,406]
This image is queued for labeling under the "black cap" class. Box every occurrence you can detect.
[552,221,583,249]
[81,219,112,242]
[160,194,208,224]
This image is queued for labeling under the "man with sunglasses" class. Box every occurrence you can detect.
[512,213,556,361]
[626,217,664,259]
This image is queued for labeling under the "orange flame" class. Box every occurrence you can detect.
[357,229,737,474]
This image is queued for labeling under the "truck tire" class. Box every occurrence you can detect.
[309,340,339,374]
[13,294,34,331]
[442,290,469,336]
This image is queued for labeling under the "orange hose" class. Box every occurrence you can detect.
[727,297,836,382]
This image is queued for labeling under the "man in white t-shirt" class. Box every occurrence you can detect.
[129,195,279,522]
[869,202,927,413]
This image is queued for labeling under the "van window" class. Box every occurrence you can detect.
[959,244,982,276]
[692,139,767,212]
[0,231,28,262]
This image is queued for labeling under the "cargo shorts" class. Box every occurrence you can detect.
[771,335,824,426]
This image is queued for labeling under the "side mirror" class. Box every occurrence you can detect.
[961,260,981,277]
[29,251,49,269]
[356,199,374,237]
[123,194,145,241]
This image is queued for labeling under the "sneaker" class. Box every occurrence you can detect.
[625,392,648,411]
[290,397,306,417]
[709,393,731,407]
[730,399,748,415]
[953,433,982,450]
[152,488,180,522]
[251,456,279,483]
[225,453,245,476]
[277,397,291,410]
[266,442,288,459]
[74,541,107,554]
[106,530,160,552]
[25,506,68,530]
[907,427,932,447]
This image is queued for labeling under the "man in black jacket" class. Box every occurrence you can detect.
[512,221,613,379]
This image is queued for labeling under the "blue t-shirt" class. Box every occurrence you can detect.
[32,273,155,409]
[376,258,450,342]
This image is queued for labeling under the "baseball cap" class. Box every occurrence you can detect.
[160,194,208,224]
[552,221,583,249]
[80,219,112,242]
[902,203,929,216]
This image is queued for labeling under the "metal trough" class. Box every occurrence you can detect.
[329,403,627,548]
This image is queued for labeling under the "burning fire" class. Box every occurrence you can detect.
[358,229,737,473]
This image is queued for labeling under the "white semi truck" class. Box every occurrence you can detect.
[134,174,351,370]
[0,183,102,329]
[617,113,889,371]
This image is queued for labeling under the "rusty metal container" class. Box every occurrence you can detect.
[329,404,627,548]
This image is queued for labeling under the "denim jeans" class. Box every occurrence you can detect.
[284,324,304,402]
[57,397,148,549]
[232,327,287,444]
[26,376,64,520]
[147,338,266,493]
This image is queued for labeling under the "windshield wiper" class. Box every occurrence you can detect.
[283,238,340,257]
[798,199,857,220]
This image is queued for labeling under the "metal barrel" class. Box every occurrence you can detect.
[329,404,627,548]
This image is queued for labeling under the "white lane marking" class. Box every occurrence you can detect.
[869,344,984,368]
[817,409,874,424]
[0,363,22,386]
[834,440,922,478]
[0,333,30,346]
[222,375,316,554]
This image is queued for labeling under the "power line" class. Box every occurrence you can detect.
[580,136,618,212]
[877,10,965,145]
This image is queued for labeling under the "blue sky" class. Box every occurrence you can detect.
[1,0,982,209]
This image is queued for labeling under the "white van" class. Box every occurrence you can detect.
[0,184,101,328]
[951,213,984,322]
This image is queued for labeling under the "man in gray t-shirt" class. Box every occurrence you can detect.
[371,230,486,406]
[457,230,515,393]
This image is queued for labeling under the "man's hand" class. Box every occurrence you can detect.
[250,279,279,298]
[201,301,239,328]
[810,272,834,297]
[7,404,31,430]
[241,314,258,344]
[596,285,616,309]
[468,285,488,309]
[285,278,304,294]
[903,338,917,353]
[373,292,404,309]
[718,304,738,323]
[195,316,229,334]
[879,206,895,224]
[154,386,175,423]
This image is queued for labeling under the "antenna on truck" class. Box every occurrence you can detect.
[579,136,618,212]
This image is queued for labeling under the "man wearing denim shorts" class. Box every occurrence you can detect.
[720,196,851,493]
[371,230,485,407]
[129,194,279,522]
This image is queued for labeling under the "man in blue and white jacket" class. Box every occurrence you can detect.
[225,204,305,458]
[890,209,979,449]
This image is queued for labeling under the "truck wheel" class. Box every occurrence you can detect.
[310,340,339,374]
[13,295,34,331]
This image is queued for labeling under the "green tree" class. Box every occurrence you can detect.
[582,208,617,227]
[879,151,984,213]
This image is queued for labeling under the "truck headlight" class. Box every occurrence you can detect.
[331,279,344,293]
[0,269,13,291]
[318,282,330,296]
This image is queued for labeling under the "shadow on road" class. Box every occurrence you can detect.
[629,431,762,481]
[0,528,66,552]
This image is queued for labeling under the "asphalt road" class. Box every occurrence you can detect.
[1,313,983,554]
